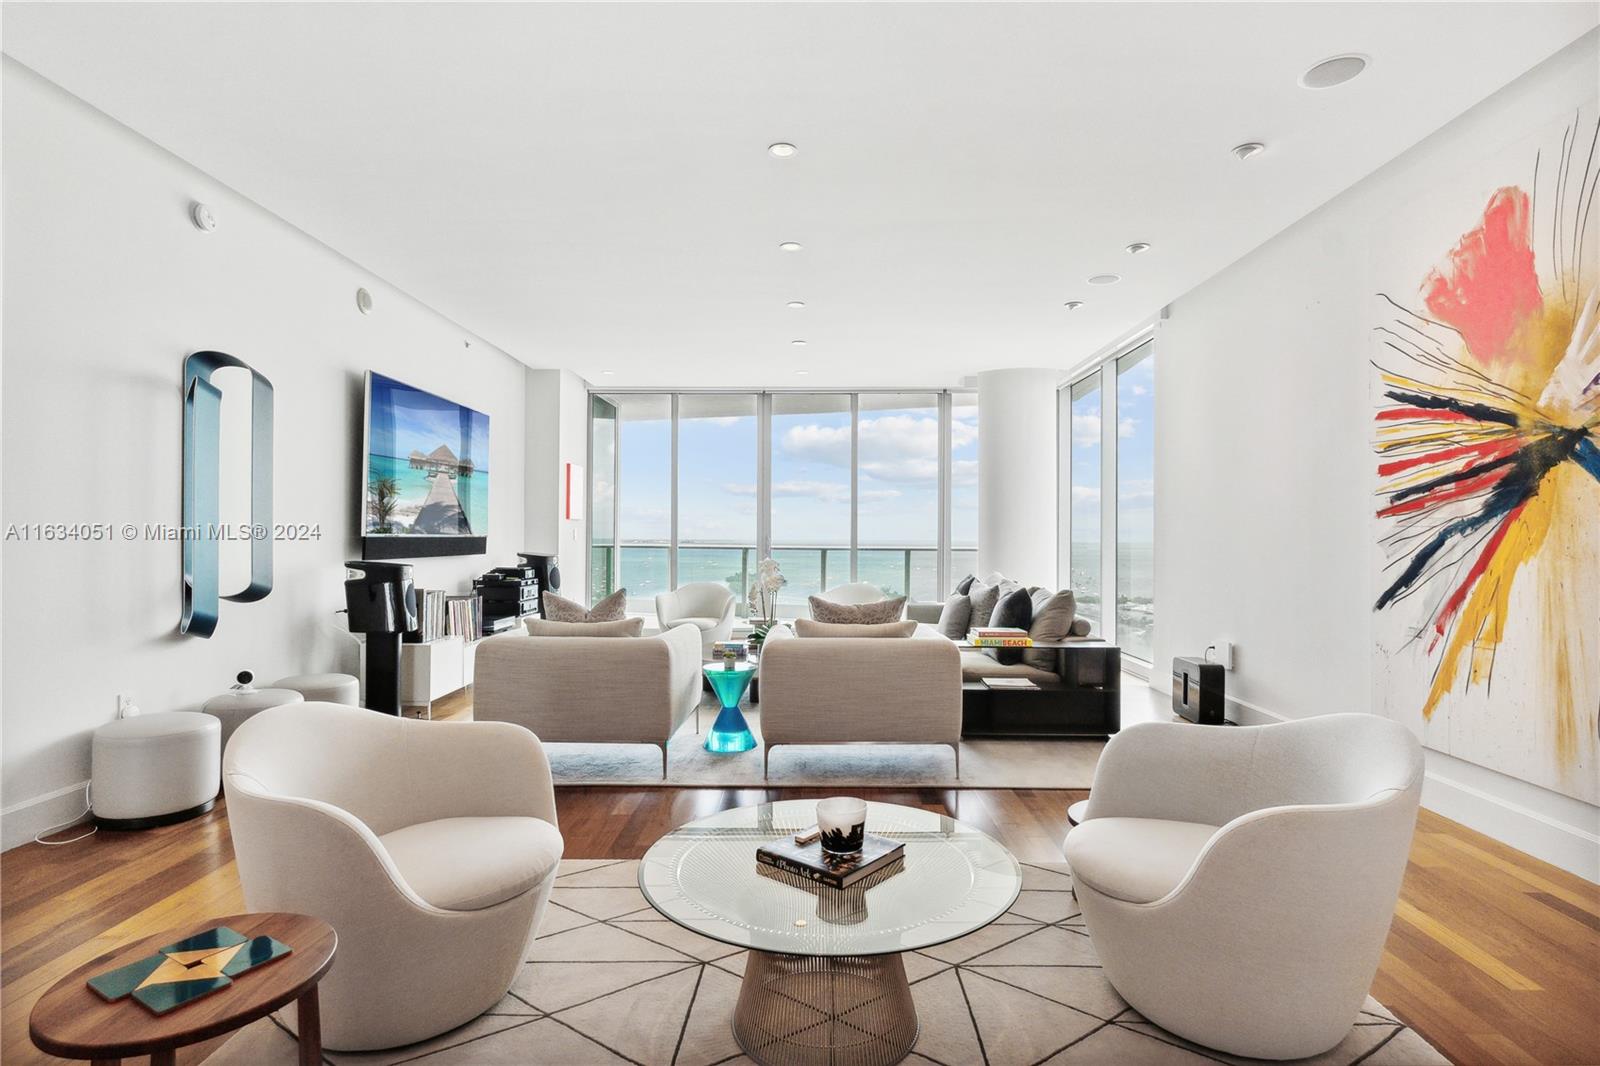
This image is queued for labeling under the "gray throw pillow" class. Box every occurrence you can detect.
[936,593,972,640]
[543,587,627,622]
[1023,589,1077,670]
[808,595,906,624]
[525,617,643,638]
[953,573,976,595]
[794,618,917,638]
[1070,618,1092,637]
[987,586,1035,664]
[966,580,1001,629]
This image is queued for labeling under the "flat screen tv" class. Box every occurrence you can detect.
[362,371,489,559]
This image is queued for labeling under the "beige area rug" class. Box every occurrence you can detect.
[211,860,1447,1066]
[544,697,1106,788]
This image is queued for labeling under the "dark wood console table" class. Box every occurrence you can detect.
[960,641,1121,738]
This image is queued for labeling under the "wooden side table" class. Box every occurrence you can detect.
[30,912,336,1066]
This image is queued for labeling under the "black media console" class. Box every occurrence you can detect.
[960,642,1121,738]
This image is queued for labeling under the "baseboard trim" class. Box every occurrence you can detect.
[1189,683,1598,882]
[2,780,92,851]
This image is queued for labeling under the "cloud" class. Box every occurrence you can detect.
[1072,486,1101,504]
[722,480,899,505]
[1129,383,1149,397]
[1118,417,1137,439]
[779,414,979,484]
[1072,413,1101,448]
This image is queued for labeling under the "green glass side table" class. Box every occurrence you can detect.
[703,662,757,754]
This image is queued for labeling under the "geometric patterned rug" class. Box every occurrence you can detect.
[208,860,1449,1066]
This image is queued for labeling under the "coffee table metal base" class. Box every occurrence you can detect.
[733,950,917,1066]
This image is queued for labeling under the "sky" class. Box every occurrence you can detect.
[367,372,490,469]
[1069,346,1154,547]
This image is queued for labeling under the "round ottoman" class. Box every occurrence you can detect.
[272,672,360,707]
[92,712,221,829]
[203,687,304,752]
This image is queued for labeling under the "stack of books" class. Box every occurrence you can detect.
[711,640,748,664]
[445,595,483,640]
[756,831,905,889]
[405,589,453,642]
[967,626,1033,648]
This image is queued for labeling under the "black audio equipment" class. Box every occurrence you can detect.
[344,561,417,715]
[1172,656,1226,725]
[518,554,560,614]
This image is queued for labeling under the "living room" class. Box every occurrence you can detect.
[2,4,1597,1066]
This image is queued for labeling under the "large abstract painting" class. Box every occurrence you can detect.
[1372,106,1599,804]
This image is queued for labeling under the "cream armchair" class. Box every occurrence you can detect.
[655,581,737,656]
[223,703,563,1051]
[473,624,702,776]
[1063,714,1422,1060]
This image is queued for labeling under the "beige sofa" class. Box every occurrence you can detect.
[473,623,702,777]
[757,624,962,776]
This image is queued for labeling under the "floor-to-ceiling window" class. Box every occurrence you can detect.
[591,390,975,617]
[1115,344,1156,662]
[949,392,980,587]
[770,393,852,616]
[614,394,672,602]
[677,394,758,615]
[857,393,940,601]
[1068,378,1104,631]
[1061,337,1156,664]
[589,395,617,599]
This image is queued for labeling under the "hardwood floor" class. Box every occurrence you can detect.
[3,697,1596,1065]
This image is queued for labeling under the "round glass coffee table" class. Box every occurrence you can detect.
[639,799,1021,1066]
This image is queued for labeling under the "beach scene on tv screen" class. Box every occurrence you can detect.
[366,373,489,536]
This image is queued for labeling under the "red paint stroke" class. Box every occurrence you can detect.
[1421,187,1542,367]
[1427,501,1526,652]
[1377,436,1524,478]
[1376,462,1515,519]
[1375,406,1482,423]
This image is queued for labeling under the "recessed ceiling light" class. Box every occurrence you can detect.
[1063,301,1085,311]
[1232,142,1266,162]
[794,370,809,376]
[787,301,806,309]
[779,241,803,252]
[1125,242,1151,255]
[601,370,614,375]
[1300,54,1369,90]
[1087,274,1121,286]
[768,143,798,158]
[791,340,807,346]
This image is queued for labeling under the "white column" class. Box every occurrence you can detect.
[977,368,1061,585]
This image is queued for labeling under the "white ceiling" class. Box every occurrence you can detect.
[4,3,1596,387]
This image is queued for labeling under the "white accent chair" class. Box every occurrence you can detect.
[223,703,563,1051]
[1063,714,1422,1061]
[817,581,891,607]
[655,582,737,656]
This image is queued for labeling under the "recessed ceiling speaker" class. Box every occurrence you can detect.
[356,288,374,315]
[190,202,217,232]
[1300,54,1369,90]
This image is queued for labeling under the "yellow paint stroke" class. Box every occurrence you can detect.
[1423,482,1556,720]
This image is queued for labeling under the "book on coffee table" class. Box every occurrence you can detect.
[756,833,905,889]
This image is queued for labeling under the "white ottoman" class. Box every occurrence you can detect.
[272,672,360,707]
[91,712,221,829]
[203,687,305,752]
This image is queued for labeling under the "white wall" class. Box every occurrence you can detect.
[1152,33,1599,880]
[977,368,1060,585]
[0,61,536,848]
[523,368,590,605]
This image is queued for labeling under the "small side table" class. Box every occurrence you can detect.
[703,662,757,754]
[30,912,336,1066]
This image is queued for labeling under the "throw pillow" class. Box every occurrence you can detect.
[954,573,976,595]
[936,592,972,640]
[808,595,906,624]
[793,618,917,638]
[542,587,627,622]
[966,580,1001,628]
[987,586,1035,664]
[1023,589,1077,671]
[525,617,643,638]
[1070,618,1092,637]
